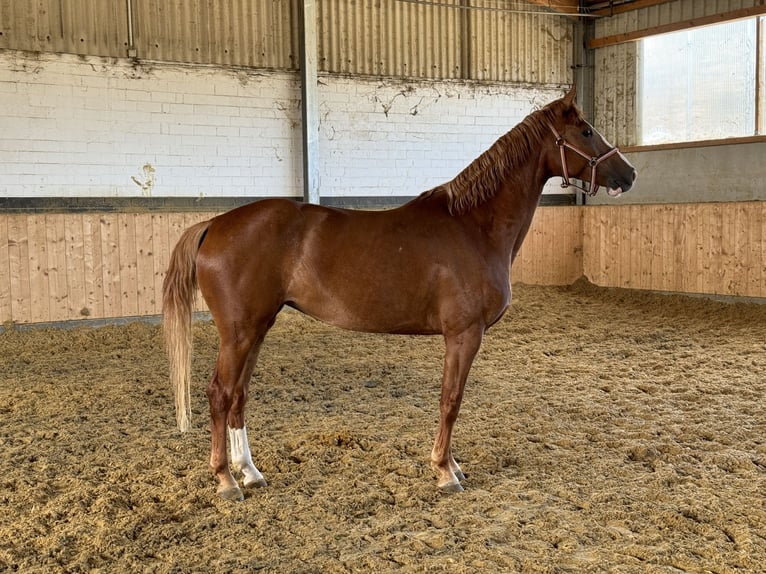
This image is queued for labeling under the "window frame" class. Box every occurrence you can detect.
[633,15,765,150]
[588,5,766,152]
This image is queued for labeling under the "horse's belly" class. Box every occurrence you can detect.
[285,264,443,335]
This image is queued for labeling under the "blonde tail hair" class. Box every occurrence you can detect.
[162,220,211,432]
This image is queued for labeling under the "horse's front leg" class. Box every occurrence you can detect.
[431,325,484,492]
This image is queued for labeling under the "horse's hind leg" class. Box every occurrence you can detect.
[206,326,268,501]
[227,344,268,489]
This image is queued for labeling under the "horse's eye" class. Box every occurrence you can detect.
[582,128,593,138]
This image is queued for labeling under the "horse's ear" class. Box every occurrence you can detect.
[562,84,577,107]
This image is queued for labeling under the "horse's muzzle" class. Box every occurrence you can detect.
[607,167,637,197]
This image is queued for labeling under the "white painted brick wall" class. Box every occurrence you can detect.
[0,51,567,200]
[0,52,303,198]
[324,77,566,198]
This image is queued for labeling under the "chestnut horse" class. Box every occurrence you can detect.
[163,86,636,500]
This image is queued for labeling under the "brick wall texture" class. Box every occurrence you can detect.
[0,51,565,200]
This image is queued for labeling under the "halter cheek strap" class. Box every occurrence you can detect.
[547,123,620,196]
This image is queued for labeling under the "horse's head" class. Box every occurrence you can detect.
[544,86,636,197]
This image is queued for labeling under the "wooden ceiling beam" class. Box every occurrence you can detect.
[589,1,676,18]
[524,0,581,15]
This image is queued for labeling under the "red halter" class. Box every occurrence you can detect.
[547,123,620,197]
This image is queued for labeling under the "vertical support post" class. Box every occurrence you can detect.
[573,17,595,206]
[126,0,137,58]
[299,0,320,204]
[756,15,764,135]
[460,0,472,79]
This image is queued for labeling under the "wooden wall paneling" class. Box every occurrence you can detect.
[660,205,676,292]
[610,206,622,287]
[571,206,584,284]
[760,202,766,297]
[46,214,71,322]
[698,205,714,294]
[558,207,571,282]
[679,204,696,295]
[167,213,187,249]
[644,205,654,290]
[82,214,105,321]
[551,208,568,284]
[739,202,758,297]
[100,214,122,319]
[549,208,564,285]
[631,204,644,289]
[64,214,87,320]
[535,207,548,282]
[558,207,572,284]
[582,207,599,283]
[646,205,660,292]
[637,204,652,290]
[692,203,708,294]
[151,213,171,319]
[673,204,689,295]
[707,203,724,295]
[751,202,765,297]
[135,214,157,316]
[720,203,739,295]
[691,204,708,294]
[730,203,747,295]
[581,207,595,285]
[617,205,631,288]
[118,213,139,318]
[737,203,751,297]
[602,206,617,286]
[7,216,31,323]
[511,207,583,286]
[0,216,11,324]
[556,206,581,285]
[27,215,51,324]
[605,206,620,286]
[735,203,755,297]
[3,203,763,326]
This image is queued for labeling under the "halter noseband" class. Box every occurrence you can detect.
[547,123,620,197]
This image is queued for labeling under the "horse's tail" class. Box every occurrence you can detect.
[162,219,211,432]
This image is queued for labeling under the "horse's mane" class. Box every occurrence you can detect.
[426,97,580,215]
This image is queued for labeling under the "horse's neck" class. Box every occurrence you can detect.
[473,160,550,262]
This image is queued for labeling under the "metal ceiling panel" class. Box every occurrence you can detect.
[0,0,128,56]
[132,0,299,68]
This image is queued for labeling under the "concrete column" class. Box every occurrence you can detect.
[299,0,320,204]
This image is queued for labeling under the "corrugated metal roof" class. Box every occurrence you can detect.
[0,0,575,84]
[0,0,128,56]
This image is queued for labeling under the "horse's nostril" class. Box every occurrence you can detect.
[631,169,637,182]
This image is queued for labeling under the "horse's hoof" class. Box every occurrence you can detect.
[454,469,466,482]
[218,485,245,501]
[244,477,268,489]
[439,481,465,494]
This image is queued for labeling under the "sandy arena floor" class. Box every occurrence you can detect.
[1,281,765,573]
